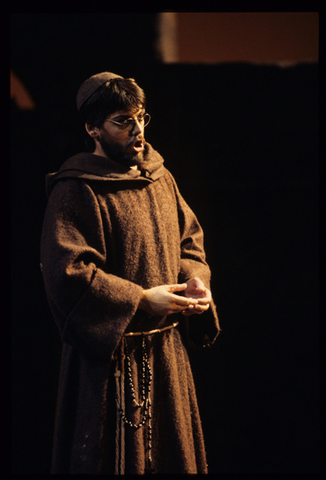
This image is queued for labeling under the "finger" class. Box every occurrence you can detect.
[167,303,195,315]
[171,294,198,306]
[182,303,209,315]
[195,287,209,295]
[196,289,212,302]
[196,297,211,305]
[167,283,188,293]
[194,304,210,312]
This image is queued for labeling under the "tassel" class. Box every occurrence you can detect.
[114,341,126,474]
[120,340,125,474]
[114,369,120,475]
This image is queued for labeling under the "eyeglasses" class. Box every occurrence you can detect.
[106,112,151,132]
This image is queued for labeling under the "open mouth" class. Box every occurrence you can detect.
[132,139,144,153]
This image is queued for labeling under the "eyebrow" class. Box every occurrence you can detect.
[112,109,145,121]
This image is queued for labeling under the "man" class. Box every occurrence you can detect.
[40,71,220,474]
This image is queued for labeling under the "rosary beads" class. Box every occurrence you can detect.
[115,335,153,468]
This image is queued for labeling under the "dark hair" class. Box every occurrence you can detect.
[80,76,146,122]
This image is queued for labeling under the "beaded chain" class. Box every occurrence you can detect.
[115,335,154,472]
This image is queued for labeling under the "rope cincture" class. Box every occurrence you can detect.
[114,322,179,474]
[124,321,179,337]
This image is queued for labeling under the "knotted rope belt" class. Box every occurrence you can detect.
[114,321,179,475]
[124,321,179,337]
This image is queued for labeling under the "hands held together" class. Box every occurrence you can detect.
[139,277,211,317]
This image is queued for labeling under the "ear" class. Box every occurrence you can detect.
[85,123,99,138]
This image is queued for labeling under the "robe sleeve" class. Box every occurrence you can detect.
[169,173,221,348]
[40,178,144,361]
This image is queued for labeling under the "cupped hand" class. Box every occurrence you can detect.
[139,283,199,316]
[182,277,211,316]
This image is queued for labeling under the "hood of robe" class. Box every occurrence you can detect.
[45,142,165,197]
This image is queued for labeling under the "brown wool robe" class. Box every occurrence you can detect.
[40,143,220,474]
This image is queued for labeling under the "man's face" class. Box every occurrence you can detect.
[93,106,146,167]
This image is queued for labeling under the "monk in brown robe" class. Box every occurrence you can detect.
[40,72,220,474]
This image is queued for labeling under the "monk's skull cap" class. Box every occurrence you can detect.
[76,71,123,111]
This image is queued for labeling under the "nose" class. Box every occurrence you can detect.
[130,119,143,136]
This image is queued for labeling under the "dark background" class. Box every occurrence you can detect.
[11,13,319,474]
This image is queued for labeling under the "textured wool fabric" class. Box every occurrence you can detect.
[40,143,220,474]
